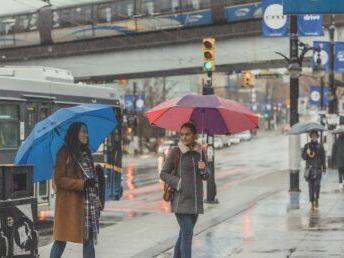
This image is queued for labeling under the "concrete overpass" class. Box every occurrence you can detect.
[1,18,343,81]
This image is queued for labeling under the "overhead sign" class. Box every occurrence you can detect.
[283,0,344,14]
[262,0,323,37]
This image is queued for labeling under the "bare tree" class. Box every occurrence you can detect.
[143,77,177,108]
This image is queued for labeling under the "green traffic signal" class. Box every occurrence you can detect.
[203,61,214,72]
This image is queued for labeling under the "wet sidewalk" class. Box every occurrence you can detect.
[159,169,344,258]
[38,168,344,258]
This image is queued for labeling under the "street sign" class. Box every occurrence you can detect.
[283,0,344,14]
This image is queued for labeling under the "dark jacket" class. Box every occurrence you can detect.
[160,142,209,214]
[332,136,344,168]
[302,141,326,179]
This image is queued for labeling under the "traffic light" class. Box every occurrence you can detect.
[242,71,253,88]
[203,38,215,73]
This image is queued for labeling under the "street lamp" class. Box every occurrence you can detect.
[276,27,324,210]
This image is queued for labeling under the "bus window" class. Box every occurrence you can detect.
[96,4,112,23]
[29,13,38,31]
[111,0,134,21]
[172,0,180,12]
[59,8,72,27]
[199,0,211,9]
[0,104,19,149]
[38,180,48,201]
[72,6,93,25]
[52,11,60,28]
[139,0,155,16]
[15,15,30,33]
[156,0,172,14]
[26,105,36,135]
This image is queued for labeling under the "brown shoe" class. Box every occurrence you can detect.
[311,201,315,211]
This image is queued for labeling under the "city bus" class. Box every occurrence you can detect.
[0,66,123,214]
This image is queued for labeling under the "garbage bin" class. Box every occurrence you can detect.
[0,165,38,258]
[0,198,38,258]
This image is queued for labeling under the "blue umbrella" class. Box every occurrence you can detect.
[14,104,118,182]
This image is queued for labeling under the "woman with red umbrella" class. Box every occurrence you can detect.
[160,122,209,258]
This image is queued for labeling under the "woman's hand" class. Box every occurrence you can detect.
[198,161,206,170]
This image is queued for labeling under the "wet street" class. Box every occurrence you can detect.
[39,131,344,257]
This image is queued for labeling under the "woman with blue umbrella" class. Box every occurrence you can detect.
[50,122,101,258]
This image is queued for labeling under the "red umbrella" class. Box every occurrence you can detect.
[146,95,259,135]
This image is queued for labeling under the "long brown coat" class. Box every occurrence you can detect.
[52,147,85,243]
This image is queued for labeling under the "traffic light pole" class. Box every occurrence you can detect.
[203,73,218,203]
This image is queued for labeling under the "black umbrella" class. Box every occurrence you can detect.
[287,122,326,135]
[332,128,344,134]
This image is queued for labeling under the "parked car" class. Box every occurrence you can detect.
[214,137,224,149]
[228,135,240,145]
[157,139,178,173]
[237,130,252,141]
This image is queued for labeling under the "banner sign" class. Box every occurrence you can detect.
[124,95,145,112]
[313,41,330,72]
[283,0,344,14]
[309,86,328,107]
[297,15,323,36]
[262,0,288,37]
[225,2,261,22]
[335,42,344,73]
[262,0,323,36]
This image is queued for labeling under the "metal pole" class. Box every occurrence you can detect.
[203,73,217,203]
[320,76,325,144]
[329,15,337,115]
[288,15,301,210]
[327,15,337,168]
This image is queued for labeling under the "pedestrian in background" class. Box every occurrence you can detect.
[50,122,101,258]
[302,130,326,210]
[160,122,209,258]
[331,132,344,190]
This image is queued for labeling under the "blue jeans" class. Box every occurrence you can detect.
[50,234,95,258]
[174,214,198,258]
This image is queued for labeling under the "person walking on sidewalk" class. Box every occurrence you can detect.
[160,122,209,258]
[331,132,344,190]
[50,122,102,258]
[302,130,326,210]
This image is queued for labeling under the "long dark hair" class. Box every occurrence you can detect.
[64,122,91,159]
[180,122,197,135]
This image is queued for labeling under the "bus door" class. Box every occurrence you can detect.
[25,101,53,207]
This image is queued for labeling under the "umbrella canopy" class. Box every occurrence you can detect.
[146,95,259,135]
[332,127,344,134]
[14,104,118,182]
[287,122,326,135]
